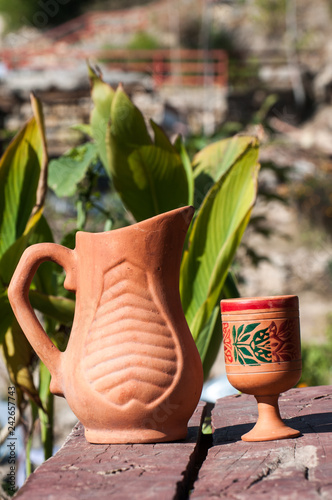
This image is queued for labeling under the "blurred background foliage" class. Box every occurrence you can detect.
[0,0,156,31]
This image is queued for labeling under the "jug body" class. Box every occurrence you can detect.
[8,206,203,443]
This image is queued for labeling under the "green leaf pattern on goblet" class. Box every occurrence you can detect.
[224,319,300,365]
[231,323,273,365]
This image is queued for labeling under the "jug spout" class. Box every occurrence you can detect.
[136,205,194,277]
[137,205,194,235]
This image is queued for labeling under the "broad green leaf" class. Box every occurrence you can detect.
[71,123,93,137]
[193,135,258,180]
[150,119,175,153]
[195,305,221,379]
[124,145,189,221]
[0,209,43,286]
[29,290,75,325]
[0,291,14,344]
[0,119,41,258]
[222,270,240,299]
[106,86,192,220]
[89,65,115,173]
[180,142,260,345]
[1,319,43,409]
[110,85,152,149]
[48,142,98,197]
[30,215,58,296]
[38,361,53,459]
[174,135,194,207]
[30,93,48,216]
[106,85,151,188]
[199,272,240,378]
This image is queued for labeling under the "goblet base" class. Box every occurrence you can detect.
[242,421,300,442]
[241,394,301,442]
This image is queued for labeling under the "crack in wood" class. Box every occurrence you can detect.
[246,444,318,490]
[312,394,331,400]
[247,458,282,488]
[176,403,211,500]
[304,466,309,480]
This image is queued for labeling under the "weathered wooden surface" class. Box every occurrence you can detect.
[12,387,332,499]
[191,385,332,499]
[14,402,206,500]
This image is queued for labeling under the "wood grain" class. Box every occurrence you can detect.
[14,402,206,500]
[191,386,332,499]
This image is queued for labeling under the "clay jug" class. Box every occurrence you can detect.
[8,206,203,444]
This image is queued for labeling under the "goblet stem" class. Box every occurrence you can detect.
[241,394,301,442]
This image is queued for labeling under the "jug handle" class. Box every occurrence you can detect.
[8,243,77,385]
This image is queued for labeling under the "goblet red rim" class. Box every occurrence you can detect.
[220,295,298,312]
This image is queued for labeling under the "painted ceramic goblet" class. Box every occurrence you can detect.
[220,295,302,442]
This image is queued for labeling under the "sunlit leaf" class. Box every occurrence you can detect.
[30,93,48,217]
[197,272,240,378]
[150,119,175,153]
[0,291,14,344]
[123,145,189,220]
[48,142,98,197]
[89,65,115,173]
[193,135,258,180]
[29,215,57,296]
[180,142,260,356]
[0,118,41,258]
[0,209,43,286]
[110,84,151,149]
[174,135,194,207]
[29,290,75,325]
[1,319,43,409]
[105,86,191,221]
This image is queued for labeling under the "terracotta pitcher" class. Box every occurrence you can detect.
[8,206,203,444]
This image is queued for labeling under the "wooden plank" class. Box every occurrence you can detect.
[14,401,206,500]
[191,386,332,499]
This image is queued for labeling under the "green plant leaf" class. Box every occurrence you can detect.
[106,85,152,210]
[150,119,175,153]
[30,215,58,296]
[0,118,41,259]
[71,123,93,137]
[48,142,98,197]
[106,86,192,220]
[180,141,260,351]
[195,305,221,379]
[89,65,115,173]
[0,291,14,344]
[110,84,152,149]
[130,145,189,219]
[174,135,194,207]
[0,209,43,287]
[38,361,53,460]
[30,93,48,216]
[197,271,240,378]
[29,290,75,325]
[192,135,258,180]
[1,319,43,410]
[109,142,190,221]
